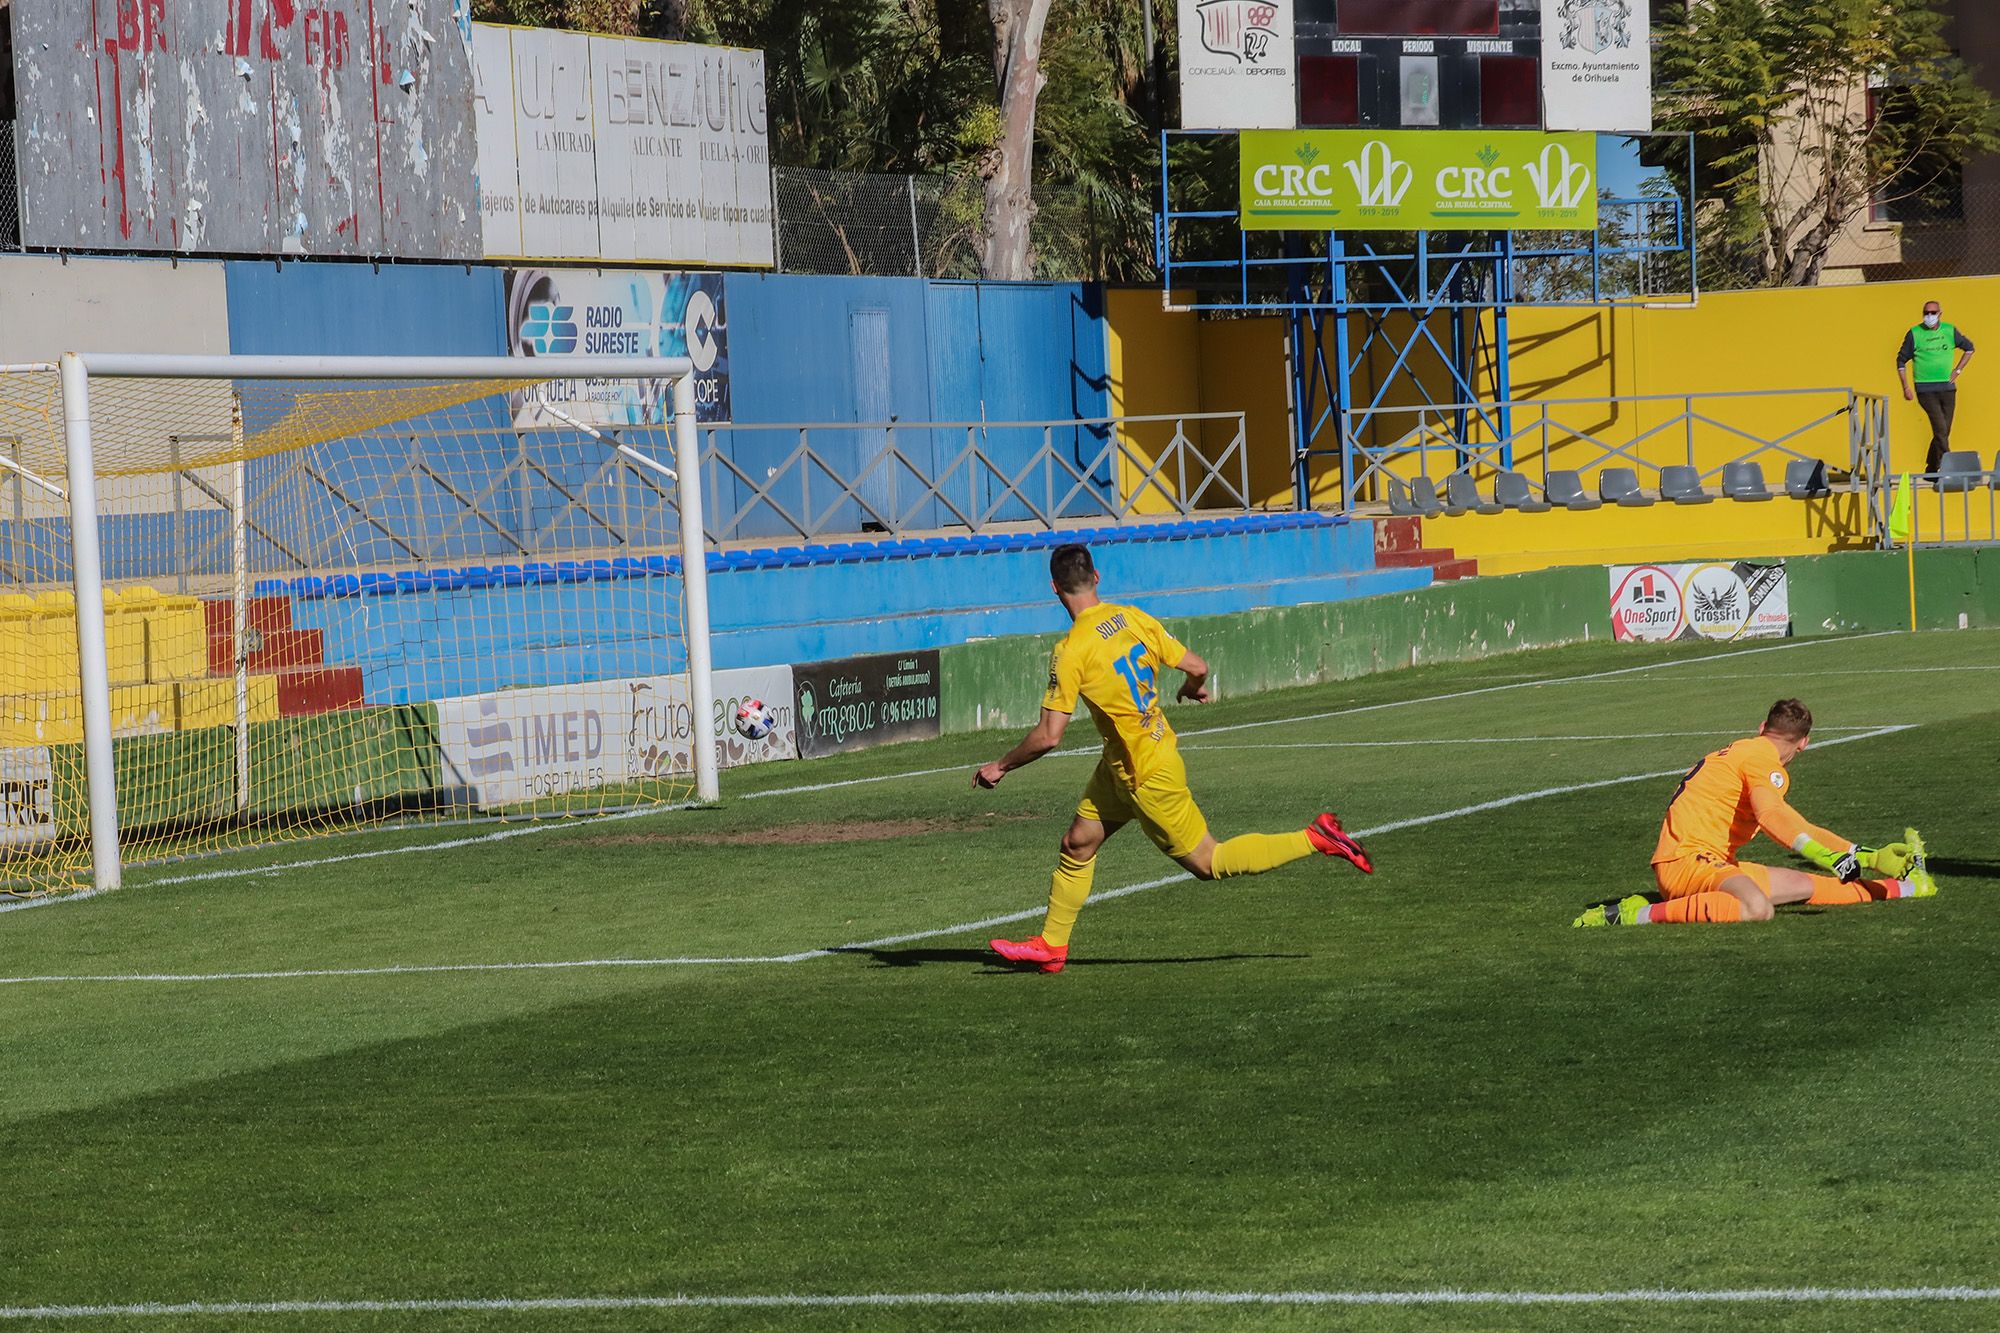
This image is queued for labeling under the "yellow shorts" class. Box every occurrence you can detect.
[1653,851,1772,900]
[1077,752,1210,860]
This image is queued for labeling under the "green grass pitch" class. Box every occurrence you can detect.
[4,629,1999,1331]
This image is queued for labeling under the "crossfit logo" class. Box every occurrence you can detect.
[1526,142,1593,210]
[1347,140,1414,207]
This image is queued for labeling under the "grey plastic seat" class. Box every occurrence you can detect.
[1443,471,1502,516]
[1386,477,1421,516]
[1493,469,1551,513]
[1937,450,1983,492]
[1599,467,1654,507]
[1784,458,1830,499]
[1661,464,1715,504]
[1407,476,1446,517]
[1720,461,1774,501]
[1545,469,1602,510]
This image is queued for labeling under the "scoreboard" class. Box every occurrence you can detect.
[1293,0,1544,130]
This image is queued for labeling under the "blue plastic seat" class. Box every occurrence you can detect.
[253,578,287,597]
[493,564,525,587]
[431,568,468,591]
[610,556,648,579]
[524,562,558,584]
[326,574,362,598]
[394,569,435,593]
[292,576,328,600]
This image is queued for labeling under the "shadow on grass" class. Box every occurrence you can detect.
[1930,856,2000,883]
[833,946,1307,970]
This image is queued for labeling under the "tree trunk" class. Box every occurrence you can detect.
[981,0,1054,281]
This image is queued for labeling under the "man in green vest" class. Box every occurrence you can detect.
[1897,300,1976,474]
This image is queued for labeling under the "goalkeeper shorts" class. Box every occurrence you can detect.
[1077,752,1210,860]
[1654,851,1772,900]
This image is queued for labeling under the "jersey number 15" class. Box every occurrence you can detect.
[1113,644,1158,713]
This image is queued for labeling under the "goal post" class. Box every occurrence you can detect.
[8,352,718,899]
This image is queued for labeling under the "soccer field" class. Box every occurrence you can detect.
[5,629,1999,1331]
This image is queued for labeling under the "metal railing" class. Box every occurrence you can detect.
[51,413,1251,589]
[1338,388,1891,536]
[1896,469,2000,549]
[695,413,1251,544]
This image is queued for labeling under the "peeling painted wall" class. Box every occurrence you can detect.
[9,0,479,258]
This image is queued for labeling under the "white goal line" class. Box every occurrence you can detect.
[5,1284,1999,1320]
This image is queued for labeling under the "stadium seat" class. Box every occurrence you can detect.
[1407,476,1446,517]
[1545,470,1601,510]
[1937,450,1983,492]
[253,578,287,597]
[1661,465,1715,504]
[1493,470,1551,513]
[1386,478,1422,516]
[1720,462,1774,502]
[1784,459,1831,499]
[1443,472,1502,516]
[1600,467,1654,507]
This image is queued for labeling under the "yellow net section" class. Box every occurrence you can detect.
[0,370,698,899]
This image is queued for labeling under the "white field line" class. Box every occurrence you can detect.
[0,726,1912,988]
[1185,726,1892,752]
[0,631,1903,921]
[4,1285,2000,1319]
[1599,665,2000,681]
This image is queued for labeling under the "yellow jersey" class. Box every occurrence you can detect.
[1042,601,1188,788]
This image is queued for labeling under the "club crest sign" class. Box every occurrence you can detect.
[1179,0,1296,130]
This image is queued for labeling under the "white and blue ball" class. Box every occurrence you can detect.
[734,697,777,741]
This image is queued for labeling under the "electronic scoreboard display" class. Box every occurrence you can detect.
[1294,0,1544,130]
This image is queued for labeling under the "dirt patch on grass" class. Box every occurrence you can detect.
[578,813,1035,848]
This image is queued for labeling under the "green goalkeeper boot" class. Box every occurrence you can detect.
[1905,827,1938,898]
[1573,895,1650,928]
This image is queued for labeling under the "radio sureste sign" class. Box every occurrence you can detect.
[1239,131,1599,231]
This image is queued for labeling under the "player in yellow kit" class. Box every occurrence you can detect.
[1575,698,1935,927]
[977,544,1373,972]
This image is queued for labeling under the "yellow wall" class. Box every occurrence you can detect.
[1104,273,2000,568]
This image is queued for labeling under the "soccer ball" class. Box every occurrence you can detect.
[734,698,777,741]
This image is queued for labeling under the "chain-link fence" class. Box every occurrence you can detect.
[772,165,1121,282]
[0,124,20,250]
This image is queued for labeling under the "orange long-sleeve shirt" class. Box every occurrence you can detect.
[1653,735,1844,864]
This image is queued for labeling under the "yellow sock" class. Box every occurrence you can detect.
[1211,831,1315,879]
[1039,852,1095,948]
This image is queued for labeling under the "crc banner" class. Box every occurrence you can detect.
[1177,0,1297,130]
[473,24,774,267]
[437,666,795,810]
[505,269,731,425]
[1542,0,1654,133]
[793,652,942,760]
[9,0,479,258]
[1240,131,1598,231]
[1610,562,1791,643]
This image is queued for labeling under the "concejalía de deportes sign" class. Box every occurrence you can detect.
[1239,130,1599,231]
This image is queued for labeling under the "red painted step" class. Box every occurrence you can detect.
[1367,515,1477,582]
[272,667,367,715]
[205,599,326,674]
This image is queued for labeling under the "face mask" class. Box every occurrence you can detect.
[1924,314,1942,329]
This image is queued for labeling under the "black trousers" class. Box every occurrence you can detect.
[1916,385,1957,474]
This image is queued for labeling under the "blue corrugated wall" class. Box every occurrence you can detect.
[224,262,508,355]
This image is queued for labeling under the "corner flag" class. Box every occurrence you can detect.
[1888,474,1914,544]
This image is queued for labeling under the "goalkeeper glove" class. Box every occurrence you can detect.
[1859,842,1914,878]
[1794,835,1863,883]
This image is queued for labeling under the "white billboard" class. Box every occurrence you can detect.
[473,24,774,267]
[1177,0,1297,130]
[437,666,795,811]
[1541,0,1654,133]
[1609,562,1790,643]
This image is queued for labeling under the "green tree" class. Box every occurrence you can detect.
[1656,0,2000,287]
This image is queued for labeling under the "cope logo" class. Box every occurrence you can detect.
[521,302,579,355]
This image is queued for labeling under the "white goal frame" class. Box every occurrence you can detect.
[58,352,719,894]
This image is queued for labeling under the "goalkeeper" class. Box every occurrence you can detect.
[1576,698,1935,927]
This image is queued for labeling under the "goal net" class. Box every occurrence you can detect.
[0,355,715,899]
